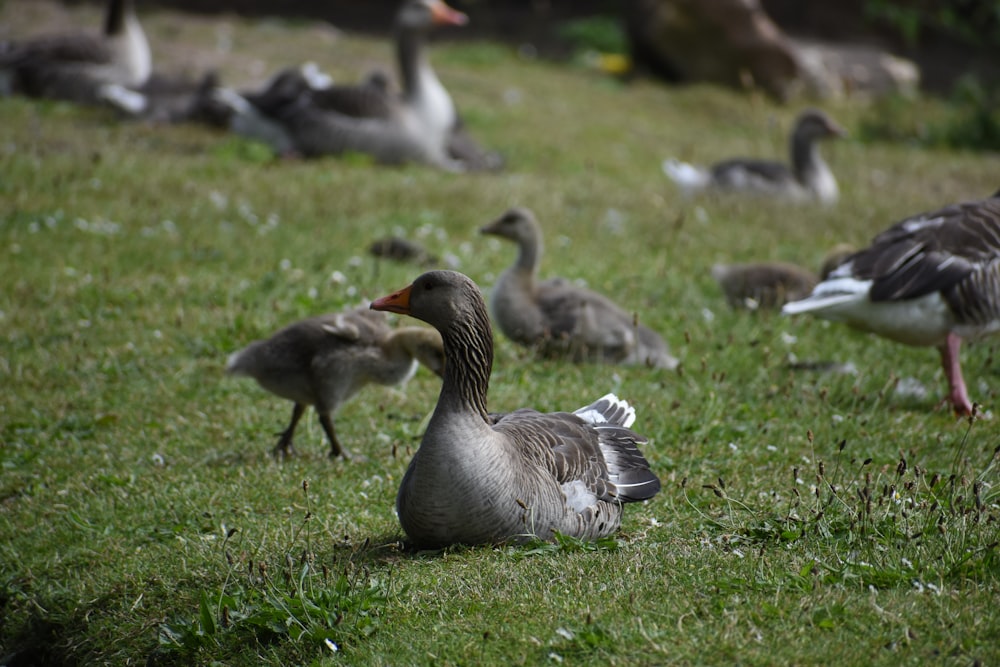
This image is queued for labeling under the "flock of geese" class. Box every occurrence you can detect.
[5,0,1000,548]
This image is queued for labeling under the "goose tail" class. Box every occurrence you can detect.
[662,158,710,192]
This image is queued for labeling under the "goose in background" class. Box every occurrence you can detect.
[0,0,150,104]
[98,70,223,124]
[783,190,1000,415]
[480,207,678,369]
[663,109,847,204]
[713,244,856,310]
[226,306,445,459]
[371,270,661,547]
[215,0,479,170]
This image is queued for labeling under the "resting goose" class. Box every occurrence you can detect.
[663,109,846,204]
[480,207,679,369]
[712,245,857,310]
[98,70,222,124]
[0,0,150,103]
[217,0,472,169]
[371,270,661,547]
[783,191,1000,415]
[226,307,445,459]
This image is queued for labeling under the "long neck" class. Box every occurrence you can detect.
[104,0,128,36]
[396,25,428,101]
[437,304,493,422]
[515,233,542,276]
[790,133,822,185]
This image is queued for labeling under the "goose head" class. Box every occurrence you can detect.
[479,207,541,246]
[397,0,469,32]
[792,108,847,144]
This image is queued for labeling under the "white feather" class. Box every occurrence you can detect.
[662,158,711,192]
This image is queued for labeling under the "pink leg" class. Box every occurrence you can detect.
[939,333,973,415]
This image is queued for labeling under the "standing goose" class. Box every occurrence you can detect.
[783,191,1000,415]
[226,307,445,459]
[371,270,661,547]
[217,0,471,169]
[0,0,150,103]
[662,109,846,204]
[480,207,679,369]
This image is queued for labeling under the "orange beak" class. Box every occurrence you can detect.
[371,284,413,314]
[429,0,469,26]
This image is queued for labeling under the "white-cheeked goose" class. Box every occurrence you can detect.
[0,0,150,103]
[783,190,1000,415]
[371,270,661,547]
[663,109,846,204]
[480,207,678,369]
[226,307,445,459]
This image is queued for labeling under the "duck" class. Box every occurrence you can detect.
[480,207,679,369]
[782,190,1000,415]
[712,244,857,310]
[0,0,151,104]
[662,109,847,204]
[216,0,475,169]
[370,270,661,547]
[226,306,445,459]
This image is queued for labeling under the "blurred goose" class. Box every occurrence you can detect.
[226,307,445,459]
[783,191,1000,415]
[480,207,678,369]
[216,0,471,169]
[0,0,150,103]
[663,109,846,204]
[98,70,222,123]
[371,270,661,547]
[713,244,857,310]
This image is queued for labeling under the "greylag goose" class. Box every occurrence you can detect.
[0,0,150,103]
[480,207,679,369]
[712,244,857,310]
[783,190,1000,415]
[217,0,473,169]
[98,70,222,124]
[226,307,445,459]
[371,270,661,547]
[662,109,846,204]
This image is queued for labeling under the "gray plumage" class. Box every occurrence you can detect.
[663,108,846,204]
[480,207,678,369]
[371,270,660,548]
[1,0,150,103]
[214,0,479,170]
[783,190,1000,414]
[226,307,444,459]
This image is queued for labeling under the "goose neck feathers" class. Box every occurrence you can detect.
[373,270,492,421]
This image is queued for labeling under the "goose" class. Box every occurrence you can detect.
[370,270,661,547]
[662,109,846,204]
[217,0,472,169]
[712,244,856,310]
[98,70,222,123]
[0,0,150,103]
[226,307,445,459]
[783,191,1000,415]
[480,207,679,369]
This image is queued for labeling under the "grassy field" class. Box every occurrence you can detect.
[2,2,999,665]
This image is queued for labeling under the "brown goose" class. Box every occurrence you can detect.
[663,109,846,204]
[712,245,856,310]
[480,207,678,369]
[371,270,661,547]
[0,0,150,103]
[226,307,445,459]
[217,0,472,169]
[783,190,1000,415]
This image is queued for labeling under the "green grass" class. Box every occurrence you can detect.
[2,2,1000,665]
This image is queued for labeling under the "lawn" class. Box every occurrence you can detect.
[1,2,998,665]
